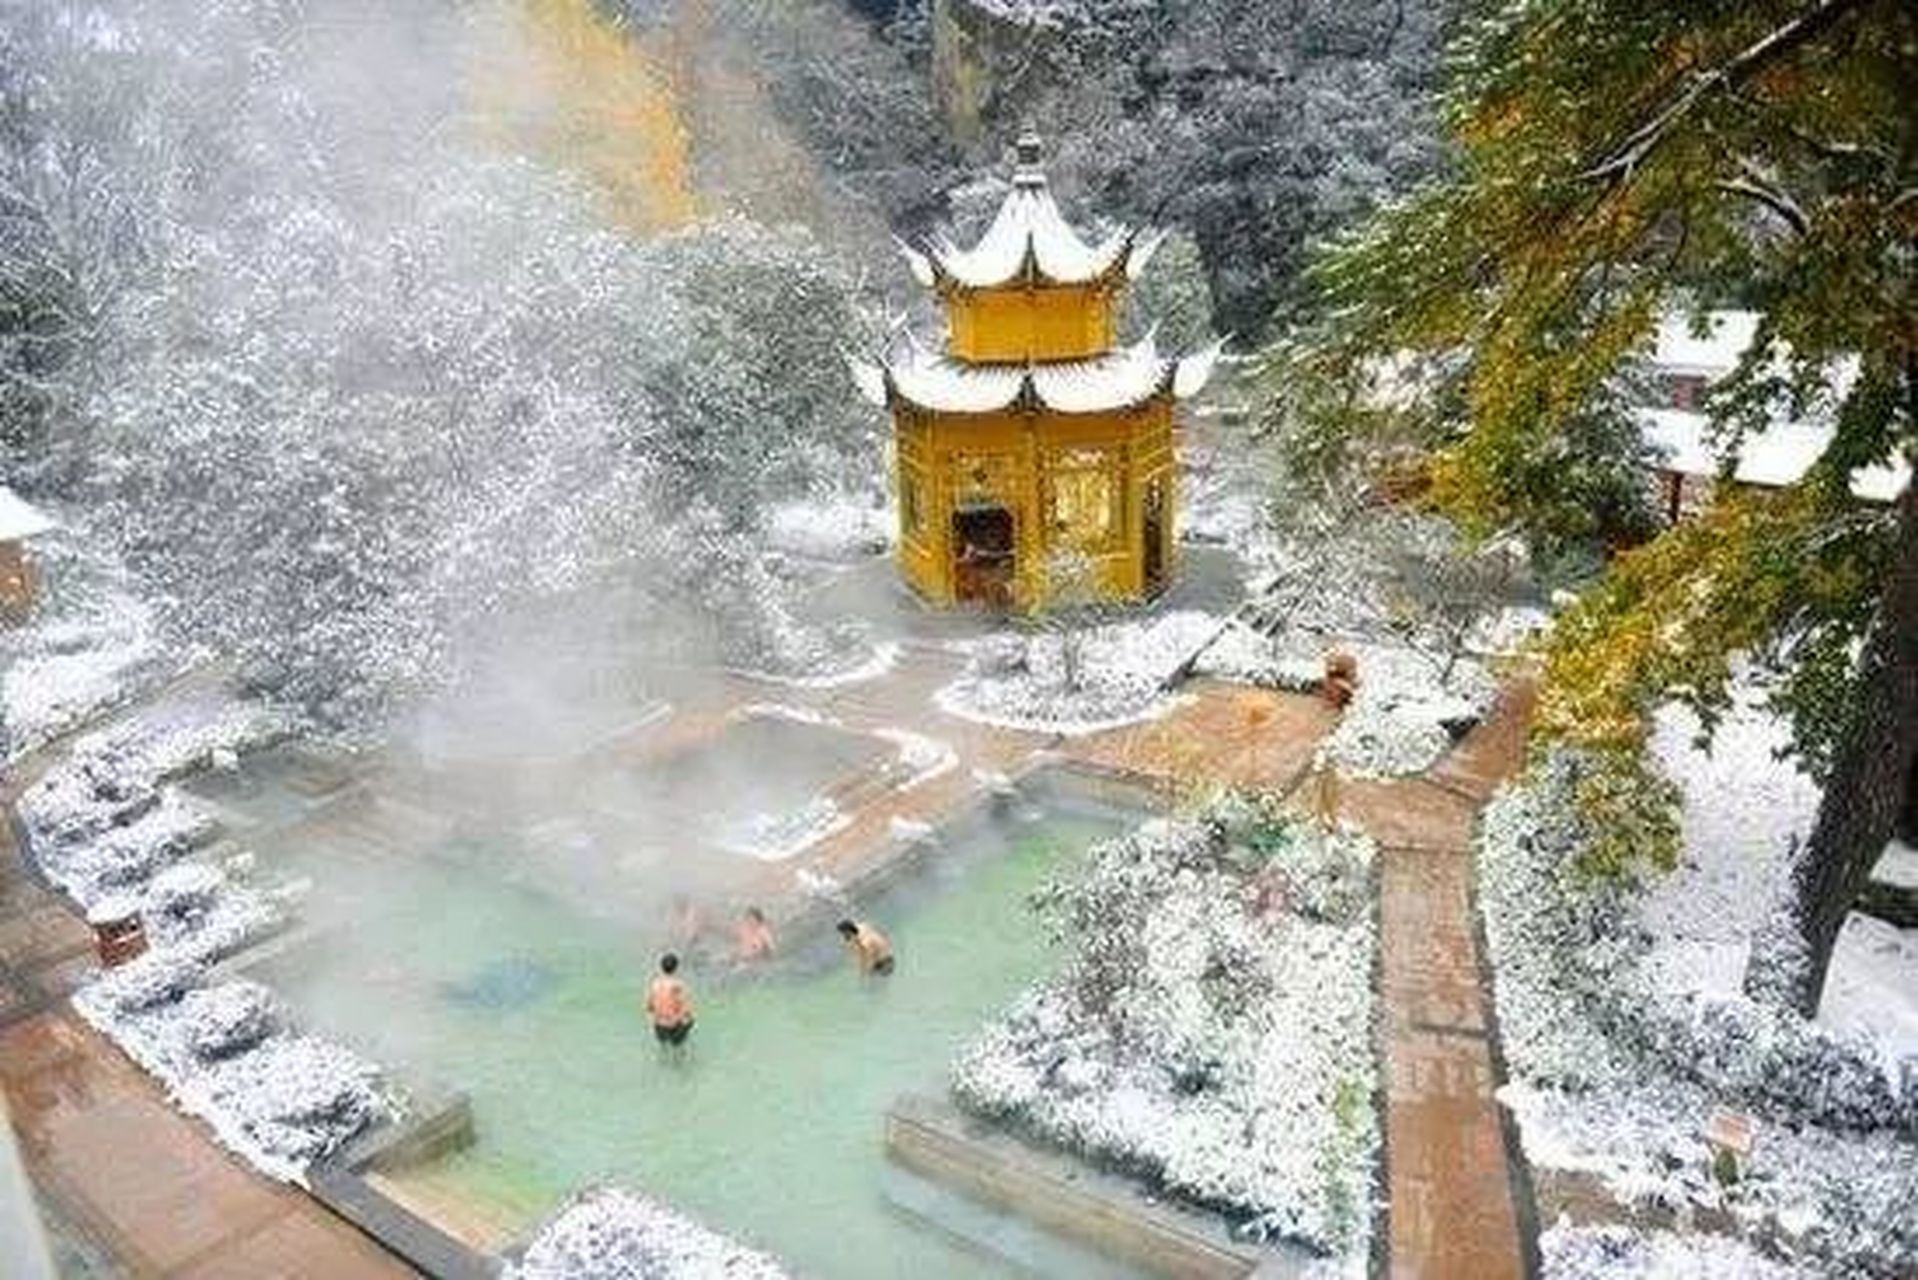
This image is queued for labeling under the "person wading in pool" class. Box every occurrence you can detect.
[837,918,894,975]
[646,953,695,1049]
[732,906,776,965]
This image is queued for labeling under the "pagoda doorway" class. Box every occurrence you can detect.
[953,505,1016,608]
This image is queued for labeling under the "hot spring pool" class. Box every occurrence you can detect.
[251,779,1151,1278]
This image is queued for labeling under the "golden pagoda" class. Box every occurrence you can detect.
[850,134,1220,610]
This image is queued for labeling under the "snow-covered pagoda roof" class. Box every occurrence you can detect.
[915,135,1161,289]
[849,334,1223,416]
[0,486,55,541]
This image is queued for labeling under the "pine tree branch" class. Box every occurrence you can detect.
[1716,172,1810,236]
[1579,0,1876,185]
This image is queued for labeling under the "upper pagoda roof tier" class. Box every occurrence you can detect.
[0,485,55,541]
[849,334,1223,417]
[907,135,1165,291]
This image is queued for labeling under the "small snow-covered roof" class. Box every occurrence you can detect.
[849,335,1221,416]
[1653,310,1761,378]
[924,135,1150,289]
[0,486,55,541]
[1640,407,1911,502]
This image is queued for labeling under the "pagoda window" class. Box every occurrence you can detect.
[900,466,927,540]
[1048,449,1122,552]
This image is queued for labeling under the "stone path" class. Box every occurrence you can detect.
[0,814,415,1280]
[1348,681,1539,1280]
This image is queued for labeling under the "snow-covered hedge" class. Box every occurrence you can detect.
[952,802,1378,1259]
[513,1187,789,1280]
[936,611,1219,734]
[74,967,388,1183]
[18,696,291,905]
[24,692,394,1183]
[1481,749,1918,1273]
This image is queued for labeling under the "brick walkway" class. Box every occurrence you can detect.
[1352,681,1539,1280]
[0,816,415,1280]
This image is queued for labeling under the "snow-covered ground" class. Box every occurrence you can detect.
[953,803,1378,1265]
[1478,688,1918,1274]
[1634,697,1820,1002]
[513,1187,789,1280]
[935,610,1219,734]
[1315,642,1494,778]
[1193,621,1497,778]
[1541,1221,1803,1279]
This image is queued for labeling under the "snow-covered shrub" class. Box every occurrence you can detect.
[203,1036,385,1168]
[159,884,282,965]
[18,696,288,906]
[89,951,206,1015]
[178,980,282,1061]
[514,1186,789,1280]
[143,861,225,926]
[74,946,385,1183]
[954,805,1378,1259]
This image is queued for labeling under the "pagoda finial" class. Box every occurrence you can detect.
[1012,132,1046,187]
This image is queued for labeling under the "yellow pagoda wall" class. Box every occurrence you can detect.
[892,401,1175,609]
[944,284,1116,364]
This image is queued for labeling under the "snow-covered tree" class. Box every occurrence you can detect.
[4,0,887,728]
[1294,0,1916,1014]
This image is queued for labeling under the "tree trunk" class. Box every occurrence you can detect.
[1766,476,1918,1017]
[1900,752,1917,842]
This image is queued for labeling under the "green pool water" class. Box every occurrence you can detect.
[256,791,1145,1278]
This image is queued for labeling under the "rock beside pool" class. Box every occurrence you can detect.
[514,1186,790,1280]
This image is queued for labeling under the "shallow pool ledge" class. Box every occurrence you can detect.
[885,1094,1316,1280]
